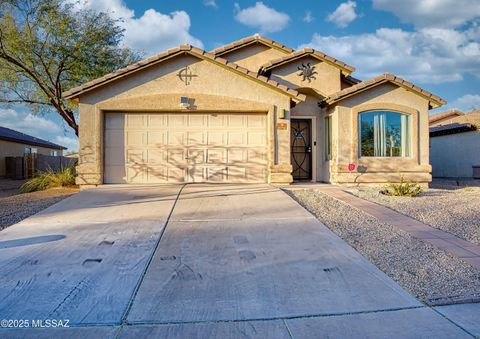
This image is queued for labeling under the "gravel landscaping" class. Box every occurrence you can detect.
[287,188,480,306]
[0,187,78,230]
[344,186,480,246]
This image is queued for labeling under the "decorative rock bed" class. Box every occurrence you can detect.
[0,187,78,230]
[287,188,480,305]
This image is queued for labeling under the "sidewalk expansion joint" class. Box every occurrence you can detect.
[118,183,187,327]
[123,305,427,327]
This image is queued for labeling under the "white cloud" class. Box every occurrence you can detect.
[0,108,17,120]
[327,1,357,28]
[303,11,314,23]
[122,10,203,54]
[299,26,480,84]
[451,94,480,112]
[0,108,62,137]
[54,136,79,153]
[72,0,133,19]
[234,2,290,34]
[72,0,203,55]
[429,94,480,115]
[372,0,480,28]
[203,0,218,9]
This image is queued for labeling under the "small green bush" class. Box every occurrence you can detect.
[380,175,423,197]
[20,165,76,193]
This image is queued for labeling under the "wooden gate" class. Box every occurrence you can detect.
[23,153,37,178]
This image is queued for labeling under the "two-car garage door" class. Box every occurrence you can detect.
[104,112,268,183]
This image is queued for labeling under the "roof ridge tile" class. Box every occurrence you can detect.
[211,34,294,55]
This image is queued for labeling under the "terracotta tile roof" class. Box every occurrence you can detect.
[432,110,480,126]
[259,48,355,75]
[321,73,446,109]
[210,34,294,56]
[429,109,465,124]
[63,45,305,101]
[430,110,480,136]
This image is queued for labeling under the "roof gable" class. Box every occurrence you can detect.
[321,73,446,109]
[63,45,305,102]
[260,48,355,75]
[211,34,294,56]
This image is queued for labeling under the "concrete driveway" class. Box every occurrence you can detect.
[0,184,473,338]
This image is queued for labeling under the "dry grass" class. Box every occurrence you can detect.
[20,165,76,193]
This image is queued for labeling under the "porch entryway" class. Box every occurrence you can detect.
[291,118,313,180]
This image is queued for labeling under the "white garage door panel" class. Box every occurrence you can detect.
[104,112,268,184]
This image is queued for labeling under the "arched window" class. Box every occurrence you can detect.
[359,110,411,157]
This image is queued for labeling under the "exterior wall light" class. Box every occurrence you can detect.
[180,96,190,109]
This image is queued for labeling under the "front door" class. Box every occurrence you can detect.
[290,119,312,180]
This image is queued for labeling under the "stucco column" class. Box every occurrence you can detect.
[76,103,103,186]
[269,105,293,185]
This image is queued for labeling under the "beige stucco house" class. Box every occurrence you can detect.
[430,110,480,179]
[64,35,445,186]
[0,126,65,177]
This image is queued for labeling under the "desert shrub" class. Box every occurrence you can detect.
[380,175,423,197]
[20,165,76,193]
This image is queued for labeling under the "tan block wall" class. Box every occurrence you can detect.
[0,140,63,176]
[76,55,293,185]
[269,56,342,95]
[218,44,289,71]
[327,83,432,185]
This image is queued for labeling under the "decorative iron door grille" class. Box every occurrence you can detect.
[290,119,312,180]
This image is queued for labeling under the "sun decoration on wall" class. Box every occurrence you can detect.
[297,63,318,83]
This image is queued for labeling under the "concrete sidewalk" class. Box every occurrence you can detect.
[0,184,476,338]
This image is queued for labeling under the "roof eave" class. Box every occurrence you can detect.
[430,123,477,137]
[0,136,67,150]
[323,78,446,109]
[63,46,305,102]
[260,50,355,76]
[63,49,186,99]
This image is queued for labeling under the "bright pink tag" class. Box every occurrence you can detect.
[348,163,356,172]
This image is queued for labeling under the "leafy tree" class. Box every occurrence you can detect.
[0,0,141,136]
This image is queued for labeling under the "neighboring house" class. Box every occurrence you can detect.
[63,34,445,186]
[0,126,66,177]
[429,110,480,179]
[429,109,465,127]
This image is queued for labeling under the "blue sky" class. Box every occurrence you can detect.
[1,0,479,153]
